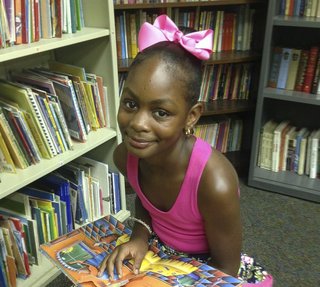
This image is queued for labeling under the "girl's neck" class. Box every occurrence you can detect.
[140,136,195,174]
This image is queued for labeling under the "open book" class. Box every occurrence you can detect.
[40,215,243,287]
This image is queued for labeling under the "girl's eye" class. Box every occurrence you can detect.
[123,99,137,110]
[154,110,170,118]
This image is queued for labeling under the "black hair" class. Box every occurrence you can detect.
[128,41,202,107]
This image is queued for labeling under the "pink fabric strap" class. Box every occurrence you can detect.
[138,14,213,60]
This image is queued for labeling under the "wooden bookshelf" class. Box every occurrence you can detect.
[248,0,320,202]
[0,1,130,286]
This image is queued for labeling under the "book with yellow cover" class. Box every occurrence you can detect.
[40,215,243,287]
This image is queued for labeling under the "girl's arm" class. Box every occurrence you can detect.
[97,144,151,278]
[198,149,242,277]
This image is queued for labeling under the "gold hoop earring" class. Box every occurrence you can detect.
[184,127,194,136]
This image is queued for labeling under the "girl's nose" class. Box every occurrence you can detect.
[130,110,150,132]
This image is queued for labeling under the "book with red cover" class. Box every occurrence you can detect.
[302,46,319,93]
[294,49,309,91]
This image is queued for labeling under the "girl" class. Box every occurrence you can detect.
[99,15,271,285]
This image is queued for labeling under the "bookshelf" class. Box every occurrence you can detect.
[0,1,129,286]
[114,0,267,176]
[248,0,320,202]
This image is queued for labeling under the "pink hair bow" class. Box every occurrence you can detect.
[138,15,213,60]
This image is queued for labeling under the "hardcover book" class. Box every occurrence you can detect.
[40,215,243,287]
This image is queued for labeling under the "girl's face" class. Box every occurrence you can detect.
[118,56,190,159]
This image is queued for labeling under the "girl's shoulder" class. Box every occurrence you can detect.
[199,146,239,201]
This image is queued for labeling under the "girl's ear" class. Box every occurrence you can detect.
[186,102,203,128]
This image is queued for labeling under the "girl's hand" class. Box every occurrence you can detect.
[97,237,149,280]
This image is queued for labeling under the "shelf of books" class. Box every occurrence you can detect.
[0,128,117,198]
[248,0,320,202]
[0,1,130,287]
[115,1,267,175]
[0,28,110,62]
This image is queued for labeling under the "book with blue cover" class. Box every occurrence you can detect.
[35,173,73,233]
[40,215,243,287]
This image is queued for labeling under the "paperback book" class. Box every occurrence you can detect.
[40,215,243,287]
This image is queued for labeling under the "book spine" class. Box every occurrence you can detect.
[309,135,319,178]
[28,92,56,157]
[67,79,87,142]
[51,99,73,150]
[285,49,301,90]
[298,136,308,175]
[48,101,68,152]
[294,49,309,91]
[36,95,61,154]
[14,111,42,163]
[277,48,292,89]
[3,108,34,166]
[302,46,319,93]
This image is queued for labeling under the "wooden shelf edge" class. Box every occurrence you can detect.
[0,28,109,63]
[118,51,261,72]
[201,100,255,116]
[263,87,320,105]
[273,15,320,28]
[115,0,265,10]
[249,167,320,202]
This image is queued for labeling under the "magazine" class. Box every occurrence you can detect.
[40,215,243,287]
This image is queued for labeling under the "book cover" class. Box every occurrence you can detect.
[40,215,243,287]
[0,229,10,287]
[286,129,299,172]
[294,49,309,91]
[74,156,111,217]
[0,128,16,173]
[0,79,55,158]
[293,128,309,173]
[0,217,29,279]
[2,106,34,166]
[56,163,89,225]
[305,130,317,175]
[285,49,301,90]
[279,125,295,171]
[0,206,40,266]
[0,107,28,169]
[297,130,310,175]
[19,186,64,237]
[39,0,52,38]
[277,48,292,89]
[258,120,278,170]
[36,173,73,233]
[302,46,319,93]
[272,120,290,172]
[309,129,320,179]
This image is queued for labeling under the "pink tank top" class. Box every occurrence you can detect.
[127,137,212,254]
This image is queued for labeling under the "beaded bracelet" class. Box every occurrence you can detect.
[127,217,153,236]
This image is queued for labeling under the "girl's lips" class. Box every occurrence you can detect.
[127,136,153,149]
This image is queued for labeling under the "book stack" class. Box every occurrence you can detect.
[279,0,320,17]
[268,45,320,94]
[0,157,122,285]
[195,118,243,153]
[0,0,85,48]
[257,119,320,179]
[199,62,254,102]
[0,61,110,173]
[114,5,256,60]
